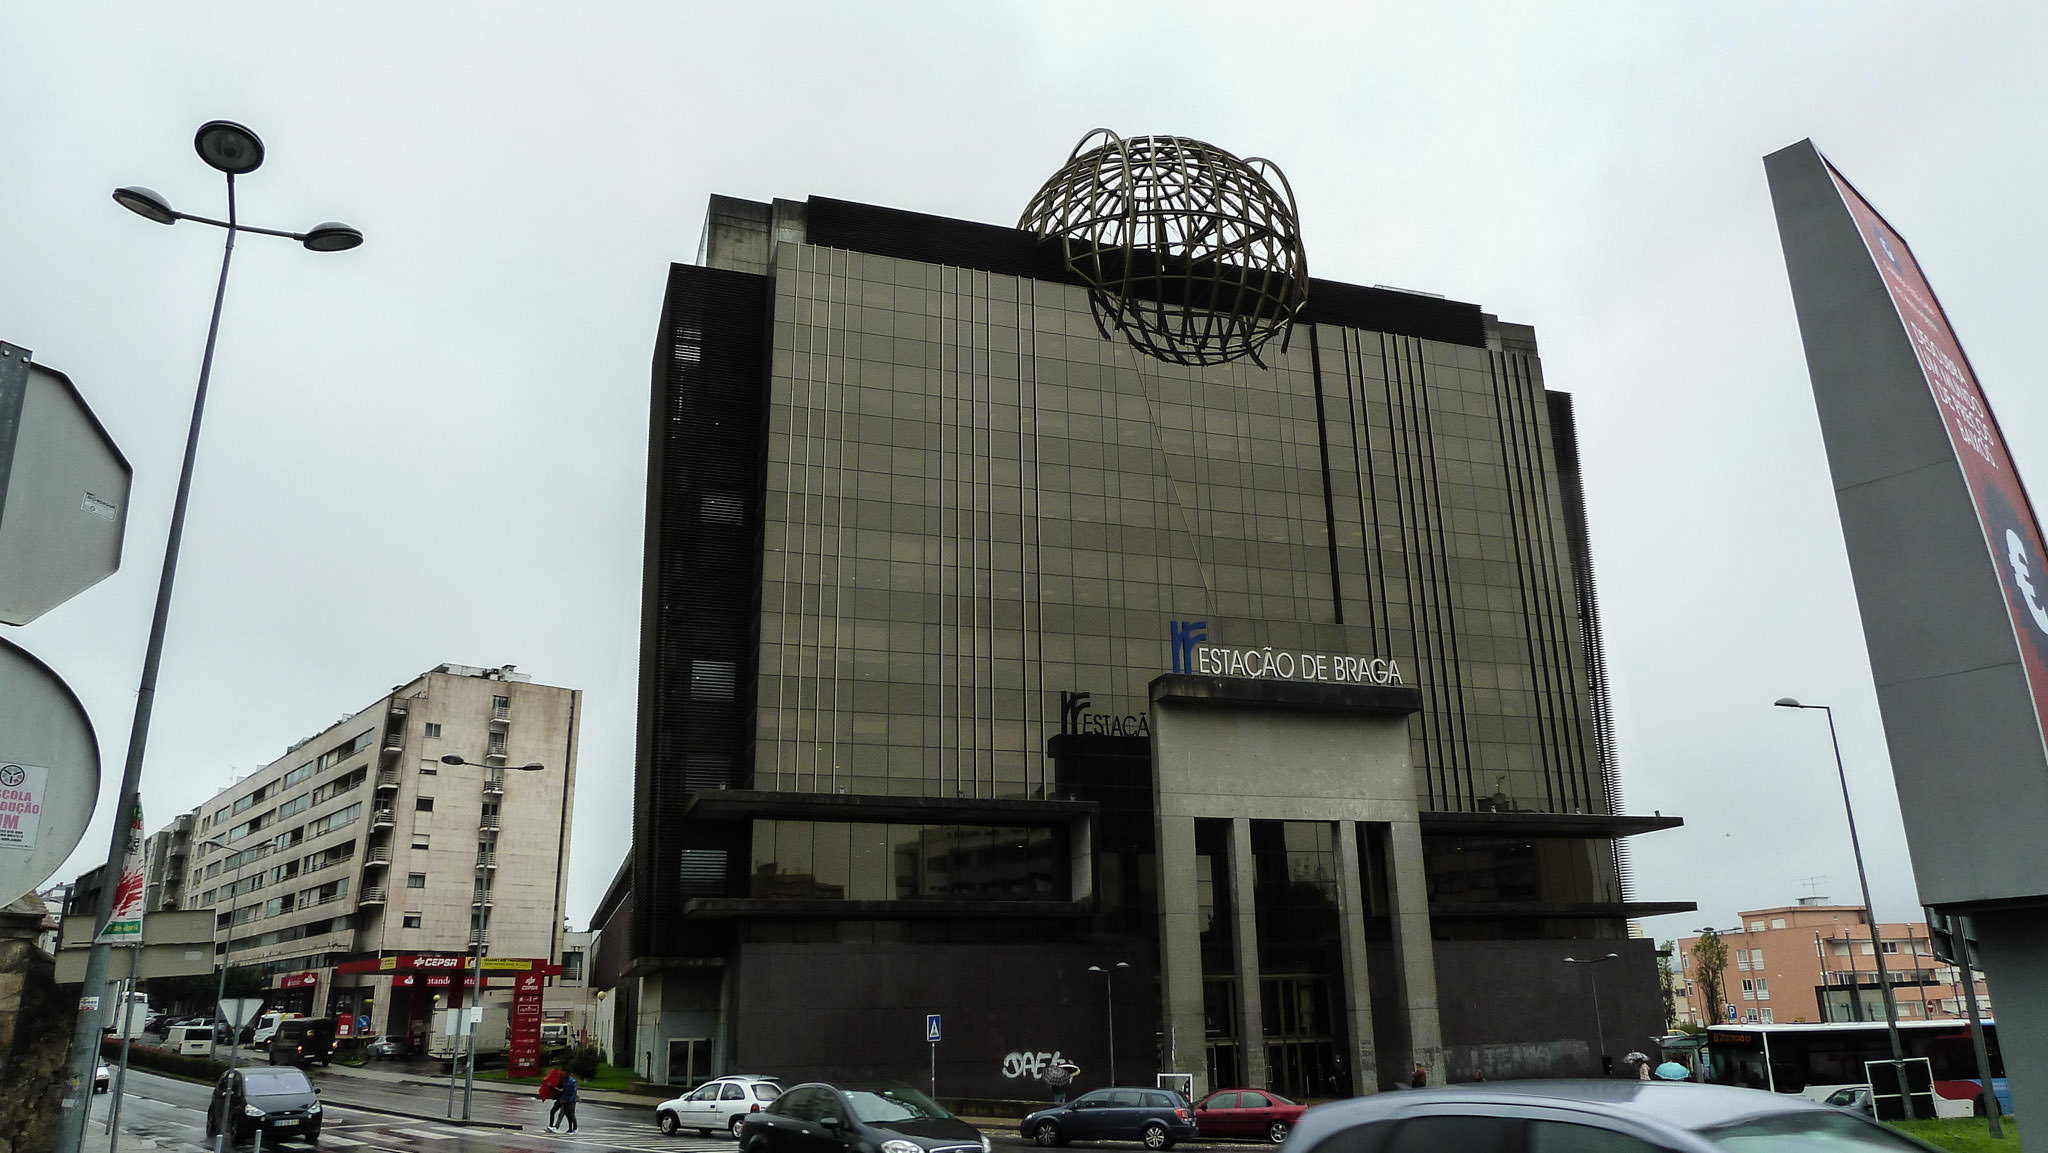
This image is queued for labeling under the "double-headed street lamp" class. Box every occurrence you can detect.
[440,754,545,1121]
[1773,698,1911,1116]
[1087,962,1129,1086]
[57,121,361,1153]
[1562,953,1619,1075]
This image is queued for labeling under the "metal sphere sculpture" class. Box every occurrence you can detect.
[1020,129,1309,367]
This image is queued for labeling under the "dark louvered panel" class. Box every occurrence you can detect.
[634,262,772,957]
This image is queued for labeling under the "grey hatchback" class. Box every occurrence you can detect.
[1282,1080,1937,1153]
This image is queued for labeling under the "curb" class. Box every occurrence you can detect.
[325,1093,525,1131]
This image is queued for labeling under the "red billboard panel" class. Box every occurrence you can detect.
[508,972,544,1078]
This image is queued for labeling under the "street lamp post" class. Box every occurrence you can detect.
[440,755,544,1121]
[56,121,361,1153]
[1087,962,1129,1086]
[1562,954,1619,1075]
[1774,698,1912,1117]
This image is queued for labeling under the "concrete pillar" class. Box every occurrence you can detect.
[1228,819,1267,1091]
[1157,812,1208,1094]
[1385,819,1442,1086]
[1333,821,1378,1094]
[1970,908,2048,1148]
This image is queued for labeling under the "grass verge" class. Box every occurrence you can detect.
[475,1063,640,1092]
[1889,1115,2020,1151]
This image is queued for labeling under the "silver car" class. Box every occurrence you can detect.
[657,1075,786,1137]
[1283,1080,1939,1153]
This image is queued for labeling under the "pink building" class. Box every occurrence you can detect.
[1673,900,1991,1026]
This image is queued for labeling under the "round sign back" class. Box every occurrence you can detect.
[0,637,101,907]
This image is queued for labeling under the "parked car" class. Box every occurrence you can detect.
[658,1074,787,1136]
[363,1033,404,1060]
[739,1082,986,1153]
[1827,1085,1877,1118]
[269,1017,336,1067]
[205,1066,323,1145]
[94,1062,111,1094]
[1191,1089,1306,1145]
[1280,1080,1939,1153]
[1022,1087,1199,1150]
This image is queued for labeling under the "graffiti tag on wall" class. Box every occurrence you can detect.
[1002,1050,1069,1078]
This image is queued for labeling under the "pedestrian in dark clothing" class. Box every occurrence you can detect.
[1045,1060,1078,1104]
[541,1067,566,1131]
[559,1073,580,1133]
[1410,1063,1428,1089]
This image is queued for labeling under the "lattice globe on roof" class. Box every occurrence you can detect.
[1020,129,1309,367]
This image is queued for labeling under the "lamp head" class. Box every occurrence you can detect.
[440,755,464,765]
[1774,697,1805,709]
[112,186,178,225]
[301,221,364,252]
[195,120,265,175]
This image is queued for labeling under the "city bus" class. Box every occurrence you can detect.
[1706,1021,2008,1118]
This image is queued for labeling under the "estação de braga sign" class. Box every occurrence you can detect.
[1169,620,1405,686]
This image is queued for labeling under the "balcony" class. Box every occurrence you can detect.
[491,704,511,724]
[370,808,396,830]
[389,696,409,715]
[485,748,508,763]
[357,888,388,906]
[362,848,392,869]
[482,774,504,798]
[468,930,489,948]
[471,892,493,909]
[381,731,405,754]
[476,850,497,870]
[478,815,501,834]
[375,769,400,791]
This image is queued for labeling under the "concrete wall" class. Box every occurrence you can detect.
[733,940,1151,1100]
[1433,937,1663,1081]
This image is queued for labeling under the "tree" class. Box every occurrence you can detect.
[1691,930,1730,1026]
[1657,940,1680,1031]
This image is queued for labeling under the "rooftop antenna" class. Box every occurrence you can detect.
[1800,875,1827,900]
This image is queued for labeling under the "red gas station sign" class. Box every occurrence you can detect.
[278,972,319,989]
[508,972,544,1077]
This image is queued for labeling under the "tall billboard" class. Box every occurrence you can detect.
[1765,140,2048,909]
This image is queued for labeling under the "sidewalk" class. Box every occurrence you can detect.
[321,1058,663,1109]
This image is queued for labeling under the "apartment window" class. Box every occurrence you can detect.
[424,722,442,739]
[1749,920,1766,932]
[561,951,585,982]
[1760,1008,1774,1023]
[284,763,315,788]
[407,873,427,889]
[1741,979,1755,1000]
[403,914,422,929]
[1755,978,1769,999]
[1750,948,1763,966]
[412,839,430,851]
[493,695,509,711]
[487,731,507,755]
[419,761,437,776]
[1882,941,1900,954]
[1736,951,1751,971]
[1770,917,1786,929]
[415,798,435,812]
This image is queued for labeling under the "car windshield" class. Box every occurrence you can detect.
[242,1069,312,1099]
[845,1086,955,1124]
[1701,1112,1930,1151]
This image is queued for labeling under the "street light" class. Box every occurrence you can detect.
[1087,962,1129,1086]
[440,755,545,1120]
[196,834,261,1066]
[57,121,361,1153]
[1774,697,1911,1116]
[1562,953,1619,1075]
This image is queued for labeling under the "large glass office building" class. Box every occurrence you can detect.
[599,177,1689,1098]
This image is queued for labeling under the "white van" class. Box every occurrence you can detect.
[170,1023,215,1057]
[250,1012,300,1045]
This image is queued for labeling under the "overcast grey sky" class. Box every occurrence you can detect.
[5,3,2044,939]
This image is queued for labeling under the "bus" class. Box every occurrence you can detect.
[1706,1021,2008,1118]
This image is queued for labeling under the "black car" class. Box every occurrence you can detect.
[205,1066,323,1145]
[1281,1080,1938,1153]
[269,1017,337,1067]
[1021,1088,1199,1150]
[741,1082,988,1153]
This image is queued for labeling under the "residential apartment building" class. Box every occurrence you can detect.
[181,663,579,1044]
[142,810,199,913]
[1674,900,1993,1026]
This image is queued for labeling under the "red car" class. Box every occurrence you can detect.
[1192,1089,1306,1145]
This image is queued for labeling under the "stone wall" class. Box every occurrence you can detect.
[0,902,73,1153]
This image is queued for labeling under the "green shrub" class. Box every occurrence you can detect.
[568,1043,602,1080]
[100,1038,226,1083]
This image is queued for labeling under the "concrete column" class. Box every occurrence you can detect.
[1157,812,1208,1094]
[1385,819,1442,1086]
[1333,821,1378,1094]
[1970,908,2048,1140]
[1229,819,1267,1092]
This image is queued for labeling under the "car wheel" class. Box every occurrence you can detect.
[729,1115,748,1138]
[1032,1121,1065,1147]
[1267,1121,1290,1145]
[1143,1122,1173,1150]
[660,1112,681,1136]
